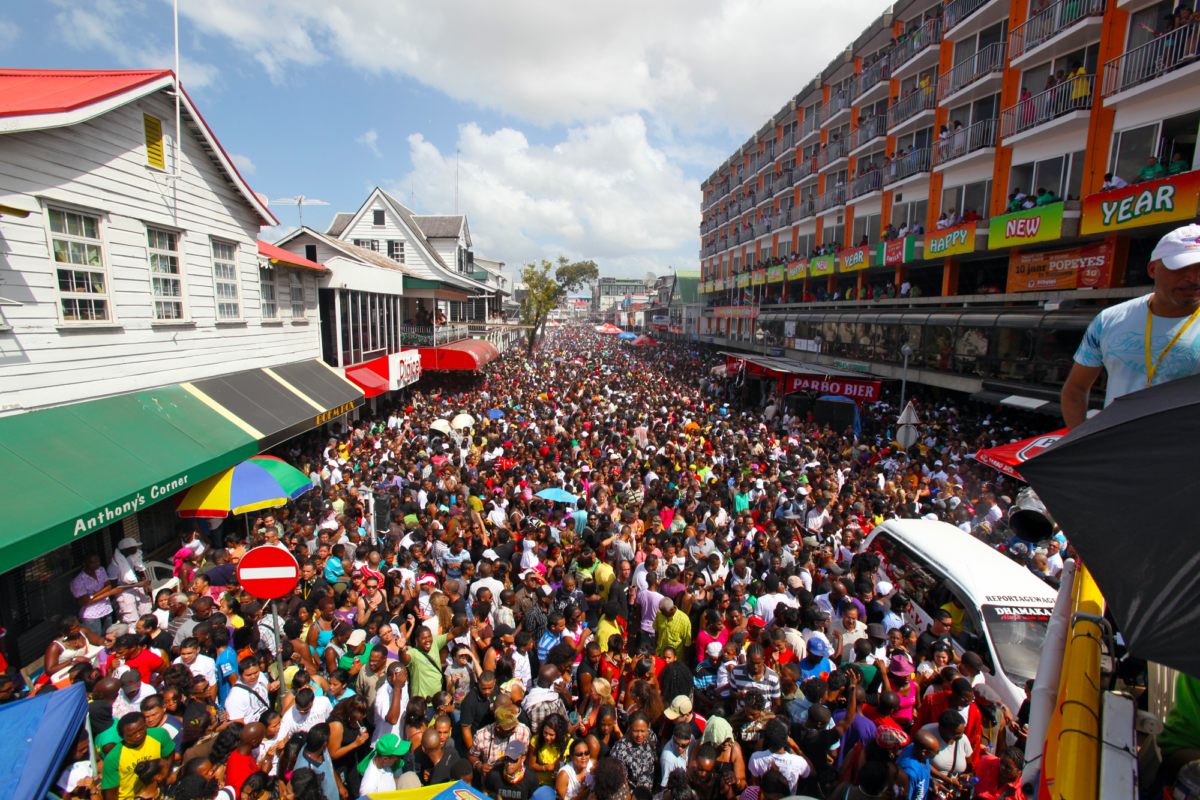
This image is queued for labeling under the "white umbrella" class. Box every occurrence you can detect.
[430,419,452,434]
[451,413,475,430]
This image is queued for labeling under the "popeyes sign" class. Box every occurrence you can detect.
[989,203,1064,249]
[783,375,882,401]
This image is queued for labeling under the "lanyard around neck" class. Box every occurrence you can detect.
[1145,300,1200,387]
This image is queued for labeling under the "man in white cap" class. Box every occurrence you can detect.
[1064,223,1200,428]
[108,538,152,624]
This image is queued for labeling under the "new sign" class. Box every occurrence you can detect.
[989,203,1064,249]
[1081,172,1200,235]
[1006,240,1116,292]
[809,254,836,276]
[783,375,882,401]
[926,223,977,258]
[839,245,872,273]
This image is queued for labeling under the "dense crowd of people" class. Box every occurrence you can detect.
[22,326,1083,800]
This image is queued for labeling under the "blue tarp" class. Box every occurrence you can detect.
[0,682,89,800]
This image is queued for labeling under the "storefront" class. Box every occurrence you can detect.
[0,359,363,666]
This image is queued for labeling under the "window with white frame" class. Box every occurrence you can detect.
[50,208,111,322]
[259,263,277,319]
[387,240,404,263]
[288,271,305,318]
[211,241,240,319]
[147,227,184,320]
[353,239,379,251]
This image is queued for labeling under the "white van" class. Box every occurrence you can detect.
[858,519,1057,712]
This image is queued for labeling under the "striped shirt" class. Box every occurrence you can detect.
[727,664,782,704]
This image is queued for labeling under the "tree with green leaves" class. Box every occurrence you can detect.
[518,256,599,355]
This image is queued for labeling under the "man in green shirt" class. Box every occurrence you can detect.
[1168,152,1190,176]
[1135,156,1165,183]
[400,619,466,699]
[101,712,175,800]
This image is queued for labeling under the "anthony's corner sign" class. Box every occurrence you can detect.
[926,222,978,258]
[989,203,1064,249]
[1081,171,1200,235]
[783,375,881,401]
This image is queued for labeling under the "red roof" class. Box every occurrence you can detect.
[0,69,173,118]
[417,339,500,371]
[257,240,327,271]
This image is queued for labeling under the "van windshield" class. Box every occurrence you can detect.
[982,604,1052,684]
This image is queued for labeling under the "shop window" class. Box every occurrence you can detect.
[1037,328,1085,385]
[994,327,1037,381]
[923,325,955,370]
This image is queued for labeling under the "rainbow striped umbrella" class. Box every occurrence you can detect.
[175,455,314,518]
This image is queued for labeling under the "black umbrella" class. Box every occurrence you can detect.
[1020,372,1200,676]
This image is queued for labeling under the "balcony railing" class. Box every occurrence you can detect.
[887,83,938,129]
[850,57,891,101]
[892,18,943,72]
[1103,22,1200,97]
[735,171,745,185]
[400,324,470,347]
[1010,0,1105,58]
[849,115,888,151]
[884,147,933,185]
[819,91,850,126]
[779,130,795,151]
[763,172,776,194]
[816,138,849,170]
[777,168,793,189]
[796,196,818,219]
[815,185,847,213]
[761,144,776,165]
[774,209,793,228]
[795,158,816,183]
[853,169,884,197]
[1000,74,1095,138]
[938,42,1007,101]
[800,113,819,139]
[933,117,998,165]
[702,244,717,257]
[945,0,990,30]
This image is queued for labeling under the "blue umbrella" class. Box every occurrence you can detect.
[487,409,505,419]
[536,488,578,503]
[617,332,637,340]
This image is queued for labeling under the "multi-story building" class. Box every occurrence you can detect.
[0,69,364,665]
[697,0,1199,413]
[594,276,651,314]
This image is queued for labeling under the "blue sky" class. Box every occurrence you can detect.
[2,0,892,278]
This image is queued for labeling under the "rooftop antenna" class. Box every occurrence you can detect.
[270,195,329,226]
[455,149,460,214]
[411,179,414,211]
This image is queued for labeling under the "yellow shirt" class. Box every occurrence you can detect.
[594,562,615,602]
[596,618,623,653]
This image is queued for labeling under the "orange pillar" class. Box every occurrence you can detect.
[992,0,1029,216]
[942,257,960,297]
[1082,6,1129,197]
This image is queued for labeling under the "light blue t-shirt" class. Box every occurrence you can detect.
[1074,294,1200,406]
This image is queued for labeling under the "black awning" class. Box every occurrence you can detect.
[188,359,363,450]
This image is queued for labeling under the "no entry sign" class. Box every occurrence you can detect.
[237,546,299,600]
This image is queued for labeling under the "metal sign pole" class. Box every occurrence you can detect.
[271,599,287,712]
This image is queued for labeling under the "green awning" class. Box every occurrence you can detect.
[0,385,258,567]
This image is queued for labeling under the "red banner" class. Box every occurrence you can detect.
[783,375,881,401]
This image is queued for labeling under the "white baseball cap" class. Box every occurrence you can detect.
[1151,224,1200,270]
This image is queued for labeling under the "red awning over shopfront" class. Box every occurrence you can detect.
[345,357,390,398]
[418,339,500,371]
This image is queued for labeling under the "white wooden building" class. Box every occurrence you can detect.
[0,69,324,414]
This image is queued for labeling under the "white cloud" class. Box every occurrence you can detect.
[167,0,891,135]
[261,224,299,244]
[0,20,19,49]
[391,116,698,278]
[357,129,382,158]
[230,153,256,175]
[53,0,219,89]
